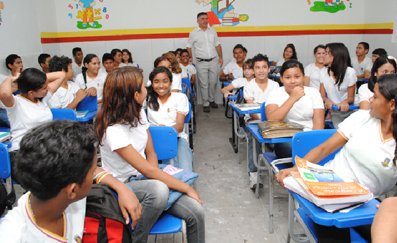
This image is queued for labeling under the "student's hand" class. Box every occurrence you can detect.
[86,87,97,97]
[224,92,232,100]
[275,167,295,188]
[338,100,349,112]
[218,57,223,67]
[228,73,235,81]
[117,186,142,229]
[76,89,87,102]
[159,124,166,126]
[290,86,305,102]
[324,98,336,110]
[186,186,202,205]
[189,57,194,64]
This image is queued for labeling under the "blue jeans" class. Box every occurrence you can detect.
[162,137,193,172]
[274,142,292,159]
[248,131,261,173]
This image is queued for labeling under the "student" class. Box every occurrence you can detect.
[304,45,327,90]
[175,48,183,63]
[351,42,372,79]
[244,54,280,189]
[38,53,51,74]
[101,53,114,74]
[221,58,254,99]
[0,120,142,241]
[219,44,246,81]
[47,55,87,109]
[276,74,397,242]
[111,48,123,68]
[75,54,106,104]
[272,43,298,67]
[358,56,396,110]
[179,49,197,84]
[320,42,357,128]
[163,52,183,92]
[372,48,387,63]
[147,56,181,92]
[146,67,193,171]
[72,47,83,80]
[96,66,204,243]
[266,60,324,158]
[5,54,23,77]
[122,49,137,67]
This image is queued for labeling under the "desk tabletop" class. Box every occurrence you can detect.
[247,124,292,144]
[331,104,359,110]
[230,103,261,115]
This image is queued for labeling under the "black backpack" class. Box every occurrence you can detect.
[82,184,132,243]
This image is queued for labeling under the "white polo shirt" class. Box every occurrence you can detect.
[351,56,372,76]
[75,72,107,100]
[266,86,324,131]
[325,110,397,198]
[179,63,196,79]
[6,92,53,151]
[71,61,83,80]
[320,67,357,104]
[48,81,81,108]
[231,77,249,89]
[222,61,243,79]
[358,83,373,104]
[101,109,149,182]
[146,92,189,141]
[305,63,326,91]
[187,26,221,59]
[0,192,86,243]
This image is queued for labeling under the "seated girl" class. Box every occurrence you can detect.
[221,58,254,100]
[96,66,204,243]
[122,48,138,67]
[276,74,397,242]
[266,60,324,158]
[272,43,298,67]
[320,43,357,128]
[145,67,193,171]
[358,56,396,110]
[304,45,327,90]
[163,52,183,92]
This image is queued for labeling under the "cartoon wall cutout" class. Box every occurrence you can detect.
[68,0,109,29]
[309,0,352,13]
[196,0,249,26]
[0,1,4,26]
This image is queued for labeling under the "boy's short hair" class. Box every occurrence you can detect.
[38,53,51,66]
[15,120,97,201]
[48,55,72,72]
[180,49,189,56]
[372,48,387,57]
[102,53,114,63]
[233,44,245,53]
[252,53,270,67]
[175,48,183,53]
[359,42,370,51]
[111,49,122,57]
[197,12,207,19]
[72,47,82,56]
[5,54,21,70]
[244,59,253,69]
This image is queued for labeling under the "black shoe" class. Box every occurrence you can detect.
[210,102,218,108]
[203,106,210,113]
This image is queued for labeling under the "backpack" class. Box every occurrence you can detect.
[82,184,132,243]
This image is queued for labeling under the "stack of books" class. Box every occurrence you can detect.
[284,156,373,213]
[0,132,11,143]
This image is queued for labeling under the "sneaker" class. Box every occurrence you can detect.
[249,172,258,189]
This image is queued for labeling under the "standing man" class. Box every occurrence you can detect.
[187,12,223,113]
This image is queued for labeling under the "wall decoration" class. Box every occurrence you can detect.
[195,0,248,26]
[309,0,351,13]
[68,0,108,29]
[0,1,4,26]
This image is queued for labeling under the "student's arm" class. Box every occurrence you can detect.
[312,109,325,130]
[357,73,365,79]
[145,130,159,168]
[359,101,370,110]
[364,70,371,79]
[87,87,97,97]
[94,167,142,229]
[372,197,397,243]
[219,70,228,81]
[65,89,87,109]
[191,74,196,84]
[338,84,355,111]
[275,132,347,187]
[172,113,186,133]
[215,44,223,67]
[221,83,236,99]
[245,99,260,120]
[186,47,194,64]
[303,76,310,87]
[265,87,305,121]
[0,76,18,107]
[47,71,66,94]
[320,83,336,110]
[115,144,202,204]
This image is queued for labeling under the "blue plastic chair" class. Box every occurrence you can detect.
[51,109,77,121]
[182,78,196,135]
[76,95,97,112]
[184,103,193,150]
[0,142,15,212]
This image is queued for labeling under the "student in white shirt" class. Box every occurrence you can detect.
[304,45,327,90]
[276,74,397,242]
[359,56,396,110]
[244,54,280,189]
[111,48,123,69]
[351,42,372,79]
[271,43,298,67]
[71,47,83,80]
[75,54,106,104]
[0,120,142,242]
[320,42,357,128]
[221,58,254,99]
[371,48,387,64]
[37,53,51,74]
[96,67,204,243]
[147,56,182,92]
[266,60,324,158]
[163,52,183,91]
[145,67,193,171]
[47,55,87,109]
[100,53,114,75]
[219,44,246,81]
[179,49,197,84]
[121,49,138,67]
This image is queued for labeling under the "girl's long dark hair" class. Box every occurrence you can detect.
[368,56,397,92]
[377,74,397,165]
[95,67,144,143]
[146,67,173,111]
[283,44,298,60]
[81,54,97,88]
[326,43,352,88]
[122,49,133,64]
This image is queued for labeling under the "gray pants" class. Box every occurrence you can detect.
[196,58,218,107]
[330,109,356,129]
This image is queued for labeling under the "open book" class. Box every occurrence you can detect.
[233,103,261,111]
[257,120,303,138]
[76,110,89,118]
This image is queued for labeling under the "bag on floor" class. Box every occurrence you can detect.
[82,184,132,243]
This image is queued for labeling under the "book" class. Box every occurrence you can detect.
[76,110,89,118]
[0,132,11,143]
[257,120,304,138]
[233,103,261,111]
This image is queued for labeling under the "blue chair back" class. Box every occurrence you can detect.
[182,78,191,93]
[292,129,342,166]
[51,109,77,121]
[185,103,192,123]
[149,126,178,160]
[260,102,267,121]
[0,143,11,180]
[76,95,97,112]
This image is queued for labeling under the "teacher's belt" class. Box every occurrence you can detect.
[197,57,216,62]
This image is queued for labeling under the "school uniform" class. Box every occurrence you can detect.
[304,63,326,90]
[71,61,83,80]
[6,92,53,151]
[351,56,372,77]
[48,81,81,108]
[75,72,107,100]
[179,63,196,79]
[231,77,249,90]
[222,61,243,79]
[275,57,286,67]
[358,83,373,104]
[0,192,85,243]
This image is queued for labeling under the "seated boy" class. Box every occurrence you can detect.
[0,120,142,242]
[38,53,51,74]
[372,48,387,63]
[351,42,372,79]
[101,53,114,75]
[72,47,84,80]
[179,49,196,84]
[47,55,87,109]
[219,44,247,81]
